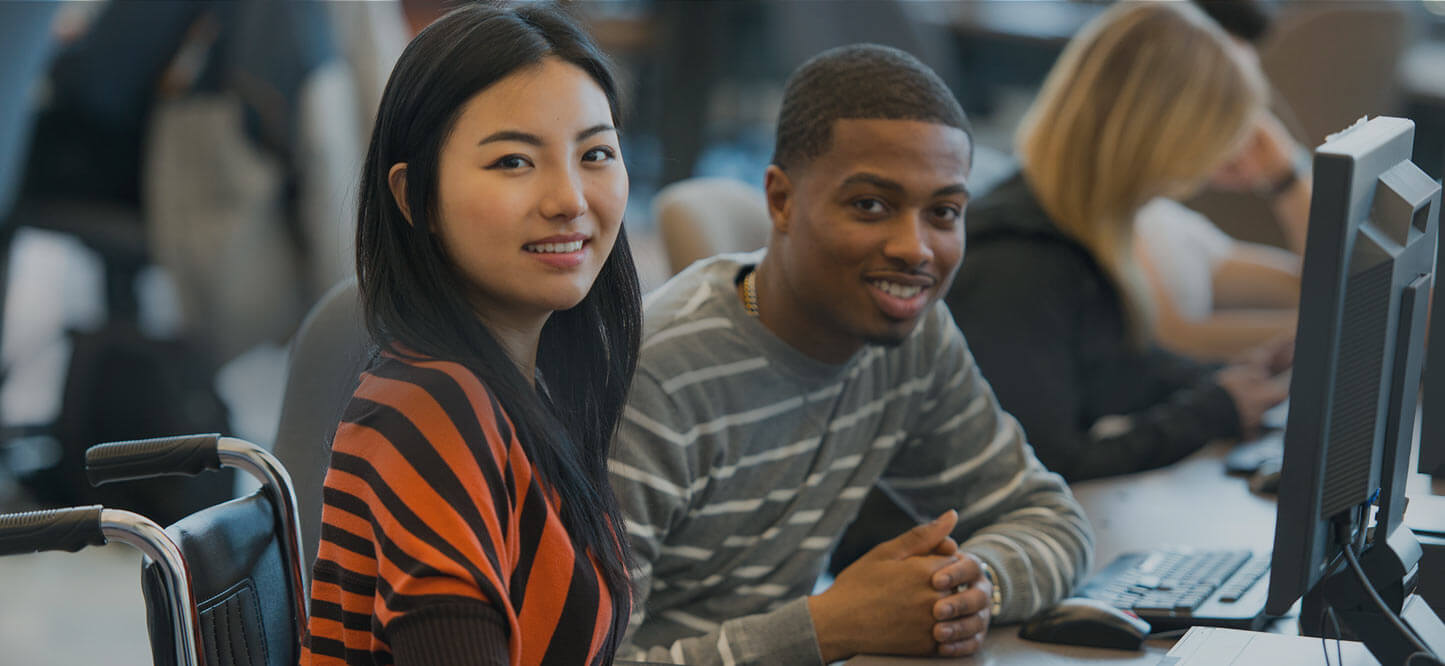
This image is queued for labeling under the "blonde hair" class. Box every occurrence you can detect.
[1016,0,1267,341]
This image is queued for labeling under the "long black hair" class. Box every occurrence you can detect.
[355,2,639,651]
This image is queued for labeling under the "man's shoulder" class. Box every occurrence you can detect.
[638,252,760,375]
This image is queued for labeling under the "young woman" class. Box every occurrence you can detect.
[303,4,638,664]
[945,1,1291,482]
[1135,0,1311,361]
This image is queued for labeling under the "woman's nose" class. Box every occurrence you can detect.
[540,169,588,221]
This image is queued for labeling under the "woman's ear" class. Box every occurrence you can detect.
[388,163,413,225]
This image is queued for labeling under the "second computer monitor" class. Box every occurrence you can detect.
[1266,116,1441,617]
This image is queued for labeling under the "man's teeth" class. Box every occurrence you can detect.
[524,240,585,253]
[870,280,923,299]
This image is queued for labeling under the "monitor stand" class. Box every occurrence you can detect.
[1411,484,1445,620]
[1311,525,1445,665]
[1420,531,1445,621]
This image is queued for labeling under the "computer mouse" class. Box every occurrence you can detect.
[1249,457,1283,495]
[1018,597,1152,651]
[1225,430,1284,475]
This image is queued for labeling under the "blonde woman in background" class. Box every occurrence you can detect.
[945,1,1291,482]
[1137,0,1311,362]
[1138,111,1312,361]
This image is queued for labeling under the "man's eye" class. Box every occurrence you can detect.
[932,206,962,222]
[854,198,887,215]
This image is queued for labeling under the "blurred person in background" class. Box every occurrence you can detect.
[1135,0,1312,361]
[946,1,1292,482]
[643,0,959,187]
[2,2,259,521]
[141,1,359,363]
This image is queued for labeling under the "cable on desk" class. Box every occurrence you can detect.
[1323,606,1343,666]
[1341,543,1433,658]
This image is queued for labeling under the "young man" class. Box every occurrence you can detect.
[610,45,1093,665]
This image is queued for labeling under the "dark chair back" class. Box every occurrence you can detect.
[144,492,297,666]
[0,436,306,666]
[86,434,309,666]
[270,279,371,590]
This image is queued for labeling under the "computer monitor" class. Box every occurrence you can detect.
[1266,116,1445,665]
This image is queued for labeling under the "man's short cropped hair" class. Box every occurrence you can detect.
[771,43,971,172]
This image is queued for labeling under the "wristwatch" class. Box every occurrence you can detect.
[977,559,1003,617]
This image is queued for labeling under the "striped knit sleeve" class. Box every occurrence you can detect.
[334,360,520,655]
[611,369,826,666]
[882,313,1095,623]
[610,369,692,657]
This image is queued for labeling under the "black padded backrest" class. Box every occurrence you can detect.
[143,492,296,666]
[270,279,371,589]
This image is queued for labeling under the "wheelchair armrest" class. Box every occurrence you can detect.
[0,505,105,555]
[85,433,222,485]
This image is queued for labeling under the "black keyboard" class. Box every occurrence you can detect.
[1075,549,1274,630]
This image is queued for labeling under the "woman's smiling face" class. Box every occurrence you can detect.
[420,56,627,330]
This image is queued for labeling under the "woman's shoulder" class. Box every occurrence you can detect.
[963,225,1091,266]
[336,352,518,456]
[366,352,499,406]
[955,185,1108,303]
[960,222,1098,286]
[967,179,1088,260]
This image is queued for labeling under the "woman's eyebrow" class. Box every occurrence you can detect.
[478,125,615,147]
[479,130,542,146]
[577,124,616,141]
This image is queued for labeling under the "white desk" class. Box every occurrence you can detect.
[846,431,1445,665]
[848,442,1279,665]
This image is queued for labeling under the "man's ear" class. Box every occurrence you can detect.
[388,163,413,225]
[763,164,793,235]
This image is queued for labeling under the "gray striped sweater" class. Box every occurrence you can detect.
[612,251,1094,665]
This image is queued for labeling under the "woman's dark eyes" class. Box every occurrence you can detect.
[488,155,531,170]
[583,146,616,162]
[488,147,615,170]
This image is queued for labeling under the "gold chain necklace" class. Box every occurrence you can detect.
[741,269,759,317]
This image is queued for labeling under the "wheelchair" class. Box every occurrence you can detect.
[0,434,307,666]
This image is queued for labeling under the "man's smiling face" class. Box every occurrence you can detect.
[765,117,972,362]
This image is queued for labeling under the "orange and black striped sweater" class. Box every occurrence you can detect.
[303,353,627,666]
